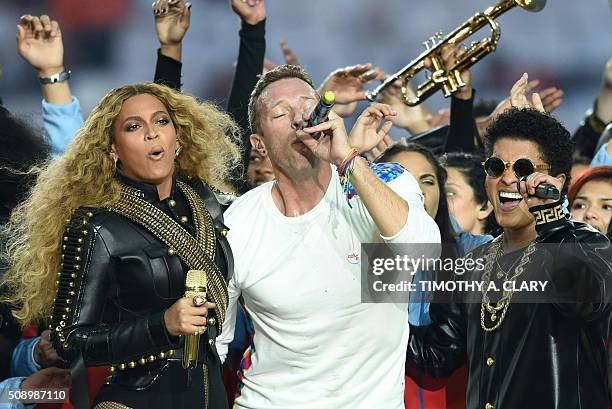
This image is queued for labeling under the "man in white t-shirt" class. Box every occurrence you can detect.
[216,64,440,409]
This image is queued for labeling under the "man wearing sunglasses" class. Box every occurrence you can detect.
[407,107,612,409]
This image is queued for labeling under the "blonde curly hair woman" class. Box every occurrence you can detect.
[2,82,241,408]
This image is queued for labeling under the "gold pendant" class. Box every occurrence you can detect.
[491,314,497,321]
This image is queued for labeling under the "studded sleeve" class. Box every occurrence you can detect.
[49,208,179,367]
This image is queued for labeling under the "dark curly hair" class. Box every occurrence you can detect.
[484,108,574,195]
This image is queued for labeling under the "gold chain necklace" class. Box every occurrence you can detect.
[480,237,536,332]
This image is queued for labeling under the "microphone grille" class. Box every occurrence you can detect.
[185,269,207,291]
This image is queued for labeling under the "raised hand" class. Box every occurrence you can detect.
[425,108,451,129]
[476,76,563,140]
[17,15,64,77]
[379,73,430,134]
[510,73,545,112]
[349,103,396,154]
[364,134,397,162]
[153,0,191,60]
[538,86,564,113]
[230,0,266,25]
[425,44,472,100]
[319,64,381,105]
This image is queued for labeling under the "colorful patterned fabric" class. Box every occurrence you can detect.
[341,162,405,206]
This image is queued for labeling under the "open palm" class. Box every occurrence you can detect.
[154,0,191,46]
[349,103,396,154]
[17,16,63,72]
[230,0,266,25]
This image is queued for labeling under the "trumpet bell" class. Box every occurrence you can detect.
[516,0,546,12]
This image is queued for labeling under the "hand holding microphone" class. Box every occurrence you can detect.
[307,91,336,140]
[163,270,215,369]
[517,173,562,206]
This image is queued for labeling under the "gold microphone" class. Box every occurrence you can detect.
[183,269,207,369]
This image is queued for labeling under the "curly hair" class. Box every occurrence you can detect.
[248,64,314,135]
[1,82,242,325]
[484,107,574,195]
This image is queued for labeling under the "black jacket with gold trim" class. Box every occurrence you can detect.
[407,201,612,409]
[49,174,233,389]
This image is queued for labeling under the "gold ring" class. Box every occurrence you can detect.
[193,295,206,307]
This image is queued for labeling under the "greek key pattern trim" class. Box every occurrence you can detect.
[532,204,564,226]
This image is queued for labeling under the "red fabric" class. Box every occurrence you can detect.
[222,364,239,408]
[404,364,467,409]
[21,324,39,339]
[49,0,130,30]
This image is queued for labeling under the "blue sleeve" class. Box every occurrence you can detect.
[409,216,495,326]
[0,377,28,409]
[449,214,493,256]
[42,97,84,156]
[590,143,612,167]
[408,270,433,326]
[10,338,40,378]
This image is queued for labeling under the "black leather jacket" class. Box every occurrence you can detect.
[407,202,612,409]
[50,174,233,390]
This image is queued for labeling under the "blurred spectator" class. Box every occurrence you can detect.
[568,166,612,234]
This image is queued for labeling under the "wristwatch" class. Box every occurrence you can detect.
[39,69,71,84]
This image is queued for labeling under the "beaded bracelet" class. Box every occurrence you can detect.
[337,148,360,208]
[337,148,360,177]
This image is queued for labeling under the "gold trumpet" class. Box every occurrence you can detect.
[365,0,546,106]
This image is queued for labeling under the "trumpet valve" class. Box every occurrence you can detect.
[423,31,444,50]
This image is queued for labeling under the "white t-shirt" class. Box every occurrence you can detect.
[218,165,440,409]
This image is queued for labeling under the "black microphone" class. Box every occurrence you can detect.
[534,184,560,201]
[307,91,336,140]
[518,177,560,201]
